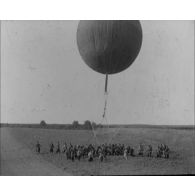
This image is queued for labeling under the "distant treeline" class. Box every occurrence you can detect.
[0,120,100,130]
[0,120,194,130]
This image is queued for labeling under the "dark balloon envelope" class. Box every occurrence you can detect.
[77,20,142,75]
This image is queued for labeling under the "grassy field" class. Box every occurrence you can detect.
[1,126,195,175]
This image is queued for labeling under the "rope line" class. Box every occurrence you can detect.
[90,74,120,145]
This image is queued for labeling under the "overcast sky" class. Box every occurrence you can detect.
[1,20,194,125]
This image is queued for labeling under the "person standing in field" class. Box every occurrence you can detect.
[124,148,128,160]
[130,147,135,156]
[164,145,170,159]
[56,142,61,153]
[50,142,54,153]
[62,142,67,153]
[77,148,81,161]
[138,143,144,156]
[88,150,93,162]
[99,150,104,162]
[147,145,153,157]
[70,148,75,161]
[36,141,41,154]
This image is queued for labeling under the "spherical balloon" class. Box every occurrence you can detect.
[77,20,142,75]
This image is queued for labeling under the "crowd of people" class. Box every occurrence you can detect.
[36,141,170,162]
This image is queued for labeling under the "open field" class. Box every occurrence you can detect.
[1,126,195,175]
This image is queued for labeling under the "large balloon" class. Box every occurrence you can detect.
[77,20,142,75]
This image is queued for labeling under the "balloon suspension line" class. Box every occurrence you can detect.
[102,74,108,119]
[102,74,118,144]
[91,74,109,146]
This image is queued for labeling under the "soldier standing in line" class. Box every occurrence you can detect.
[36,141,41,154]
[56,141,61,153]
[147,145,153,157]
[50,142,54,153]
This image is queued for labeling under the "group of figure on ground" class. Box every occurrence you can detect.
[36,141,170,162]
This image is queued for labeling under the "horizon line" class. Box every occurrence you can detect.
[0,122,194,127]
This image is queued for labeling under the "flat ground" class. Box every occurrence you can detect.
[1,127,195,175]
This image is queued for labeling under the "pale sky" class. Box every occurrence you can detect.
[1,20,194,125]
